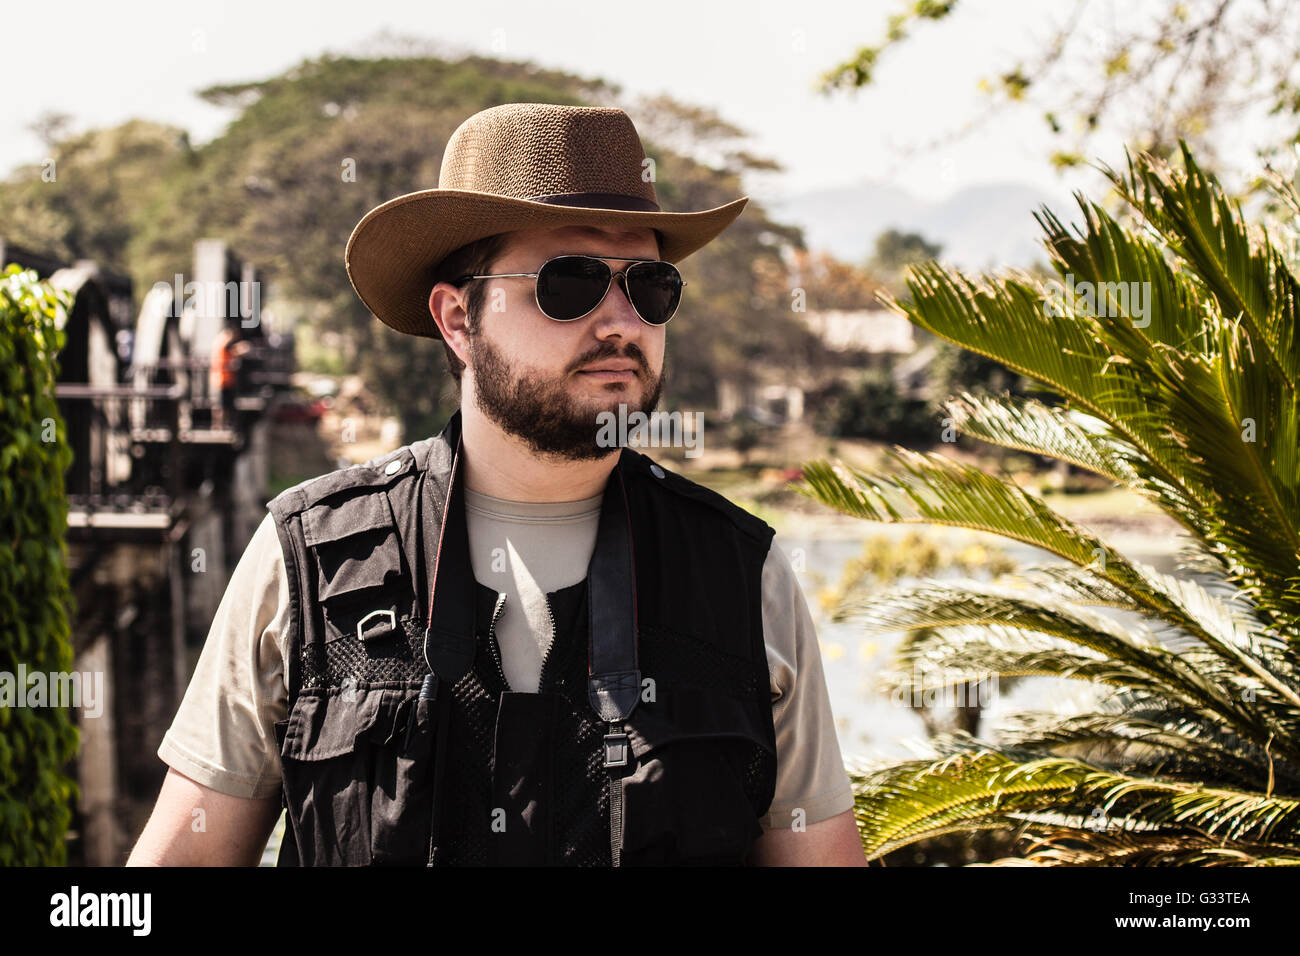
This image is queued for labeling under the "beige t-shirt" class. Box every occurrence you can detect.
[158,482,854,830]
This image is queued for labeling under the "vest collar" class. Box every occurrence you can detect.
[420,409,642,724]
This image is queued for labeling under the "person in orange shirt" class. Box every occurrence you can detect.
[210,321,251,429]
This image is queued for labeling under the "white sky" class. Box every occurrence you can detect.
[1,0,1275,209]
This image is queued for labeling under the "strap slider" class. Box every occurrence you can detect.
[602,731,631,768]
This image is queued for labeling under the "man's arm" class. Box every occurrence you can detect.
[749,808,867,866]
[752,540,866,865]
[126,768,282,866]
[129,513,292,865]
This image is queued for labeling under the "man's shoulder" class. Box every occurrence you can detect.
[268,436,438,518]
[627,450,775,549]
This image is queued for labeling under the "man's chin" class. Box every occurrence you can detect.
[569,383,650,415]
[573,370,662,401]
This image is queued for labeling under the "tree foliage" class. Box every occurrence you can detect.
[869,228,944,294]
[0,52,821,439]
[0,120,189,281]
[819,0,1300,176]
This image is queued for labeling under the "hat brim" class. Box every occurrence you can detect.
[345,189,748,338]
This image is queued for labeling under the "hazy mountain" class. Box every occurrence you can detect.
[763,180,1066,272]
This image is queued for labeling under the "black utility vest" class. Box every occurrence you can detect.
[267,410,777,866]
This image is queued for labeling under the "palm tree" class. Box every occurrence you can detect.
[798,143,1300,866]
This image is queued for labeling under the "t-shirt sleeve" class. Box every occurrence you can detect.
[758,539,855,829]
[156,512,290,799]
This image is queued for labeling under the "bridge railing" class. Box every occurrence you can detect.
[55,383,184,515]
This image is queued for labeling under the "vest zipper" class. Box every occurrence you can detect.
[535,592,558,692]
[484,591,509,691]
[488,590,621,864]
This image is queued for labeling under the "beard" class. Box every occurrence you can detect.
[467,331,664,461]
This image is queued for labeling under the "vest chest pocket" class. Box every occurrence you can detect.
[618,690,776,866]
[302,495,410,646]
[278,684,435,866]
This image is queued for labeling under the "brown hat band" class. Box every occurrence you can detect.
[525,191,661,212]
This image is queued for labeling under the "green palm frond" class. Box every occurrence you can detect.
[1008,564,1151,608]
[1104,142,1300,390]
[995,708,1300,793]
[841,579,1292,749]
[850,747,1300,861]
[1033,197,1213,358]
[887,620,1300,759]
[808,143,1300,865]
[798,456,1299,701]
[1152,318,1300,626]
[1032,190,1300,619]
[999,828,1300,866]
[893,269,1300,633]
[883,627,1186,710]
[881,175,1300,631]
[797,452,1129,570]
[941,391,1139,486]
[884,262,1198,509]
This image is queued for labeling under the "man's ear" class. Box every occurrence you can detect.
[429,282,471,364]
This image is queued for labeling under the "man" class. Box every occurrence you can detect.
[128,102,865,866]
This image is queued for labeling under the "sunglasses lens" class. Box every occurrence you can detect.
[626,260,683,325]
[536,256,611,320]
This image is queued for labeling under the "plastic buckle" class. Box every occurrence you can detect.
[602,730,630,768]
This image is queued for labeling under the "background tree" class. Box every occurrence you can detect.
[782,247,887,310]
[0,51,821,442]
[818,0,1300,179]
[0,120,188,277]
[869,228,943,293]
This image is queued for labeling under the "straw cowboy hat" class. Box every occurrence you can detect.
[344,102,749,338]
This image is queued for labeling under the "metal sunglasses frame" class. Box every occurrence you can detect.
[453,254,687,326]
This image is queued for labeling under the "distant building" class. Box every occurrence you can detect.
[717,376,808,425]
[714,306,926,426]
[801,306,916,354]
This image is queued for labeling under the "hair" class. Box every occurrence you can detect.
[430,232,512,384]
[430,226,665,383]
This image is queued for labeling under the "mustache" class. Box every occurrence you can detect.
[568,343,651,376]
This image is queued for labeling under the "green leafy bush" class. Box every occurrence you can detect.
[0,265,79,865]
[814,368,936,445]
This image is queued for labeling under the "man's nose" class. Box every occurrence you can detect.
[589,273,642,336]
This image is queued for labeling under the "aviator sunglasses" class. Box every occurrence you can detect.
[453,255,686,326]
